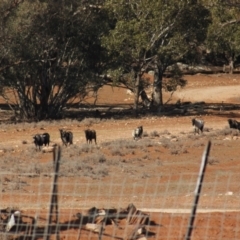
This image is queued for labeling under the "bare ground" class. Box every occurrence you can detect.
[0,73,240,239]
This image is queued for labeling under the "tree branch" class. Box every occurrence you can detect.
[0,58,57,72]
[1,0,25,20]
[220,0,240,8]
[148,7,184,50]
[221,19,240,27]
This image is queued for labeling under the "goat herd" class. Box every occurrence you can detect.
[33,129,96,150]
[33,118,240,151]
[192,118,240,134]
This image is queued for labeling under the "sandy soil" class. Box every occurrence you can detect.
[1,73,240,239]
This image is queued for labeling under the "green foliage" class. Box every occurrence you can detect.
[164,64,187,92]
[102,0,211,108]
[0,0,110,120]
[206,0,240,63]
[3,0,236,120]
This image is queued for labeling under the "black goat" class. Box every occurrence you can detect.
[132,126,143,140]
[228,119,240,131]
[33,133,50,150]
[59,129,73,146]
[192,118,204,134]
[85,129,97,144]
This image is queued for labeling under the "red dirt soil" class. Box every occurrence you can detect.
[1,73,240,239]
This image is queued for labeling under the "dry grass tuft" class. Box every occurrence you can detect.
[150,131,160,137]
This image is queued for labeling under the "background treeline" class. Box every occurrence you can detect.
[0,0,239,120]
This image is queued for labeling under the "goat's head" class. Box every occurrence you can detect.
[59,129,65,136]
[228,119,233,125]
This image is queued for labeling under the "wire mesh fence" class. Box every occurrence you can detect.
[0,142,240,240]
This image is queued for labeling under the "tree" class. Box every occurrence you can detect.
[102,0,211,114]
[205,0,240,73]
[0,0,25,108]
[0,0,109,120]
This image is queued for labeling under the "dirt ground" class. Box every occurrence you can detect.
[1,73,240,239]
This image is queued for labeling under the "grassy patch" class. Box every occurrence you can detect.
[150,130,160,137]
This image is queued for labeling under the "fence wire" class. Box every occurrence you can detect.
[0,142,239,240]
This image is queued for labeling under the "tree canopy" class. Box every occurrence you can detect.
[0,0,109,120]
[102,0,211,111]
[0,0,239,120]
[205,0,240,69]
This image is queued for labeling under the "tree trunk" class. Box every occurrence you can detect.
[223,57,234,74]
[133,73,141,117]
[152,62,163,113]
[229,57,234,74]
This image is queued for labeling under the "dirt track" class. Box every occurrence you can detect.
[176,84,240,103]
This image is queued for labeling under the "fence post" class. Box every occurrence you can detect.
[44,145,61,240]
[184,141,211,240]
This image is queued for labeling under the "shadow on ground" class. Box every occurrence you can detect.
[1,101,240,124]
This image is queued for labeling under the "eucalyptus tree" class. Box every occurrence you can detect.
[0,0,24,102]
[0,0,109,120]
[206,0,240,73]
[102,0,211,113]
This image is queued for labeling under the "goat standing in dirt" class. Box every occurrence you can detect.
[132,126,143,140]
[85,129,97,144]
[33,133,50,150]
[228,119,240,131]
[59,129,73,146]
[192,118,204,134]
